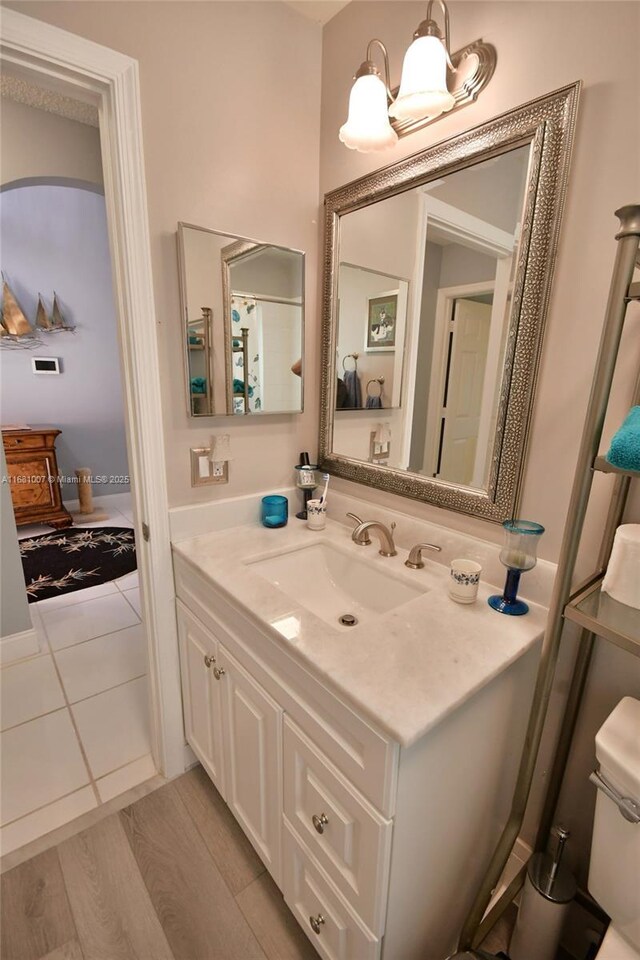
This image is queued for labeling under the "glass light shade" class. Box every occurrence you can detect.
[388,35,455,122]
[339,74,398,153]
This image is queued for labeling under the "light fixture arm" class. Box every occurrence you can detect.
[353,38,394,101]
[415,0,454,70]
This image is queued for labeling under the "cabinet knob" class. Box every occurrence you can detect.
[203,654,215,668]
[309,914,325,935]
[312,813,329,834]
[213,666,226,680]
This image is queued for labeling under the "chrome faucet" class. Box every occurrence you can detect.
[405,542,442,569]
[347,513,397,557]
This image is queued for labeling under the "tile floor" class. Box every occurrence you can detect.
[0,495,156,857]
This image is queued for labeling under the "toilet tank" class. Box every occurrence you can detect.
[589,697,640,950]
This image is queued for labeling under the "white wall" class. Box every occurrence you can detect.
[320,0,640,890]
[0,183,129,500]
[0,96,103,186]
[10,0,323,507]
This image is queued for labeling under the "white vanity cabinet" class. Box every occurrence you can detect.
[174,552,539,960]
[177,601,283,885]
[176,603,226,795]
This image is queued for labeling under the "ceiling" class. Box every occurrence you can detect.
[284,1,350,25]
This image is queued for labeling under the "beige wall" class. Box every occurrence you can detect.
[9,0,322,507]
[0,97,103,185]
[321,1,640,889]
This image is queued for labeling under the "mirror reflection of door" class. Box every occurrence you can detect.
[434,296,492,485]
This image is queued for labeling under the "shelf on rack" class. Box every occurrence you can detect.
[592,455,640,478]
[564,575,640,657]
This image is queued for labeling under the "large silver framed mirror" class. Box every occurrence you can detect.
[319,83,580,521]
[177,224,304,416]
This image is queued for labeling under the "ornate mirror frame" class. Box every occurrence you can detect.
[318,82,581,522]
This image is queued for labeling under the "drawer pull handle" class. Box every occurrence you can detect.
[213,666,226,680]
[204,654,215,668]
[312,813,329,834]
[309,914,325,935]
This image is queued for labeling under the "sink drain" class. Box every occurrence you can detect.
[339,613,358,627]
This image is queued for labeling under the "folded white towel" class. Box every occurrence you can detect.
[602,524,640,609]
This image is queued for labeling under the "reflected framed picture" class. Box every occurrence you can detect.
[366,291,398,352]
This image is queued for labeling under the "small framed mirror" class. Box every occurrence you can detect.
[177,224,304,417]
[319,83,580,521]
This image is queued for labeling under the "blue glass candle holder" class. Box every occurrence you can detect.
[488,519,545,616]
[261,495,288,529]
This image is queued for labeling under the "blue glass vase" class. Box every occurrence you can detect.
[488,519,545,616]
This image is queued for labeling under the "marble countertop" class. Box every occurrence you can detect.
[172,519,547,748]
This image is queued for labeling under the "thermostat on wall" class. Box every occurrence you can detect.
[32,357,61,375]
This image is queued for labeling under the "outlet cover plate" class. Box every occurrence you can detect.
[190,447,229,486]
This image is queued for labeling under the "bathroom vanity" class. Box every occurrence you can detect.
[172,519,546,960]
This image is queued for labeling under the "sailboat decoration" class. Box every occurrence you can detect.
[35,292,75,333]
[0,276,41,349]
[50,292,75,332]
[0,282,76,349]
[35,294,51,331]
[1,276,33,336]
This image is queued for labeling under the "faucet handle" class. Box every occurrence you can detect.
[346,512,371,545]
[405,542,442,569]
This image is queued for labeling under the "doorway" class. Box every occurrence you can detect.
[0,7,184,856]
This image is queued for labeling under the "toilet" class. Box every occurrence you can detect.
[589,697,640,959]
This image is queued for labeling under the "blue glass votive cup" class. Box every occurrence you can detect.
[261,495,288,528]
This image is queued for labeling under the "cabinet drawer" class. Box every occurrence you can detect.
[283,717,391,936]
[283,823,379,960]
[3,433,48,451]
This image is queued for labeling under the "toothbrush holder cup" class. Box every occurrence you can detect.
[449,559,482,604]
[306,498,326,531]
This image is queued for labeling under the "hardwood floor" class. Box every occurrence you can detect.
[2,768,318,960]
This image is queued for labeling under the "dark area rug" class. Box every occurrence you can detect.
[19,526,137,603]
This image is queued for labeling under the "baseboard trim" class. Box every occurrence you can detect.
[0,626,39,666]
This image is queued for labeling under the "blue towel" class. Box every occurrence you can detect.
[343,369,362,408]
[191,377,206,395]
[606,406,640,471]
[366,395,382,409]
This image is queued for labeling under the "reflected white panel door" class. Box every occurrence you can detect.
[218,644,283,884]
[176,602,226,796]
[438,299,491,485]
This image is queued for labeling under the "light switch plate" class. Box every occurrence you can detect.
[190,447,229,486]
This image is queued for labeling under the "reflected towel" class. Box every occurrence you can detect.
[605,406,640,472]
[366,395,382,409]
[343,369,362,408]
[191,377,206,395]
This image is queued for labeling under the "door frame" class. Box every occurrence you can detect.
[1,8,185,777]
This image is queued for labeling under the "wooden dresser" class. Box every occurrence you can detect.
[2,427,73,529]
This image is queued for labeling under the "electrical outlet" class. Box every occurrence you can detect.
[190,447,229,486]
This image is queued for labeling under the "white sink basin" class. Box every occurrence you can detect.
[246,541,427,628]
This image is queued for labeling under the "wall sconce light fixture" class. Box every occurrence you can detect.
[339,0,496,153]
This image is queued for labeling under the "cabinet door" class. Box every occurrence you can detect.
[218,644,282,884]
[176,602,225,796]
